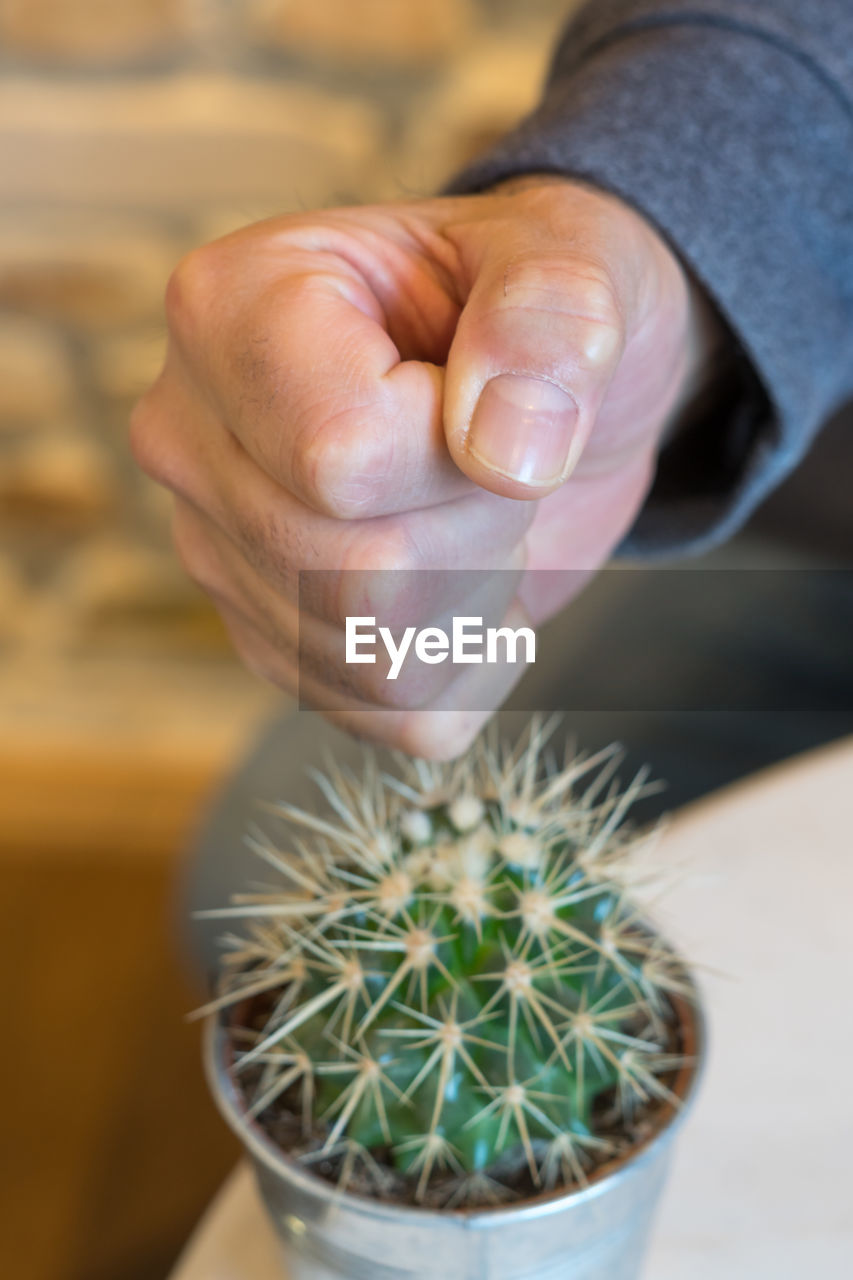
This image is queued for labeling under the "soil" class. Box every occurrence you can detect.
[222,993,694,1212]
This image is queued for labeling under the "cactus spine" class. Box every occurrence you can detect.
[200,721,691,1207]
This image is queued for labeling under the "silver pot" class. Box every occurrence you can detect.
[204,991,705,1280]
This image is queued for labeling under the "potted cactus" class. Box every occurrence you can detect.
[200,721,704,1280]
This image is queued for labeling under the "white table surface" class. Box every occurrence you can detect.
[172,737,853,1280]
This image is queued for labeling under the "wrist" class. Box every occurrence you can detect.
[661,269,732,445]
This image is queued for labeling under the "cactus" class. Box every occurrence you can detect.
[200,720,692,1208]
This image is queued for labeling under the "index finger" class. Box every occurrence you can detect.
[164,223,475,519]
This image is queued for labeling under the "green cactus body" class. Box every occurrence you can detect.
[201,723,690,1205]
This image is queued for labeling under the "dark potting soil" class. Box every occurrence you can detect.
[224,994,688,1212]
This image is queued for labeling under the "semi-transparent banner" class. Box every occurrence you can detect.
[296,568,853,714]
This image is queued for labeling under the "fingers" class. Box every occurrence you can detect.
[173,497,530,758]
[136,324,535,754]
[172,494,526,703]
[142,190,657,531]
[135,366,533,621]
[442,184,649,500]
[215,598,533,761]
[162,220,473,519]
[303,600,534,761]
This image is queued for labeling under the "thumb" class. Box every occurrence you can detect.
[443,187,638,499]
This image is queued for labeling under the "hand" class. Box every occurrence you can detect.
[131,179,716,758]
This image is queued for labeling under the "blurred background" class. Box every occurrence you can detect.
[0,2,575,1278]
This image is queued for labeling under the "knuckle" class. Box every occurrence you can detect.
[129,395,196,499]
[296,412,391,518]
[277,269,331,311]
[164,244,221,344]
[129,392,173,483]
[343,522,417,579]
[128,393,157,477]
[574,313,623,374]
[568,267,623,328]
[171,510,219,595]
[361,655,445,712]
[338,523,422,632]
[500,253,624,370]
[569,273,624,371]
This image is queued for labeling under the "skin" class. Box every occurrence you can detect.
[131,177,719,759]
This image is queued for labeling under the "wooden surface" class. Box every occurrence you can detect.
[0,658,287,1280]
[170,736,853,1280]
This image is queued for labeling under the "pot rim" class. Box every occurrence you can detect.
[204,976,706,1230]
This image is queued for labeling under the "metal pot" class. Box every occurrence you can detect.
[204,989,705,1280]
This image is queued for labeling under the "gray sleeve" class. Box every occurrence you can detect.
[447,1,853,556]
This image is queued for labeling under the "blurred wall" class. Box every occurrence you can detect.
[0,0,567,731]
